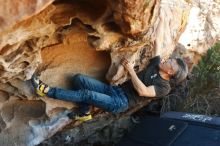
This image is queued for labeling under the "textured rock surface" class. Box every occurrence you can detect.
[109,0,157,36]
[178,0,220,69]
[0,0,54,33]
[0,0,220,145]
[106,0,190,84]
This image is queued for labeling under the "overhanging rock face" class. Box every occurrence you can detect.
[0,0,219,145]
[0,0,54,33]
[178,0,220,67]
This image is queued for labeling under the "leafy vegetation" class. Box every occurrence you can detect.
[181,41,220,115]
[189,41,220,96]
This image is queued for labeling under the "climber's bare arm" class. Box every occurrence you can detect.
[109,65,124,84]
[121,58,156,97]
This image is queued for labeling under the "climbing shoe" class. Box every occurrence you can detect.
[67,110,92,122]
[31,75,49,97]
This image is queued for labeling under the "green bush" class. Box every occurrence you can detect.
[189,41,220,97]
[179,41,220,115]
[160,41,220,115]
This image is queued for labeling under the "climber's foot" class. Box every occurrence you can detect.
[31,75,50,96]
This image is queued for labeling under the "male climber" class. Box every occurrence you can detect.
[32,56,188,121]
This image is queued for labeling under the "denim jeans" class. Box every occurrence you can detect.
[47,74,128,114]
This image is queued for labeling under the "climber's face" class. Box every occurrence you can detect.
[159,58,179,76]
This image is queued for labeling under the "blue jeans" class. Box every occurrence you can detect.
[47,74,128,114]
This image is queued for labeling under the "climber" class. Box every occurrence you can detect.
[31,56,188,122]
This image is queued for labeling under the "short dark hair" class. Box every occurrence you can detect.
[173,58,188,84]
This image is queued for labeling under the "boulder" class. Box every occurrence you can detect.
[0,0,219,145]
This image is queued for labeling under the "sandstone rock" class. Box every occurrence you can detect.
[0,0,54,33]
[106,0,191,84]
[109,0,158,36]
[0,0,219,145]
[178,0,220,69]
